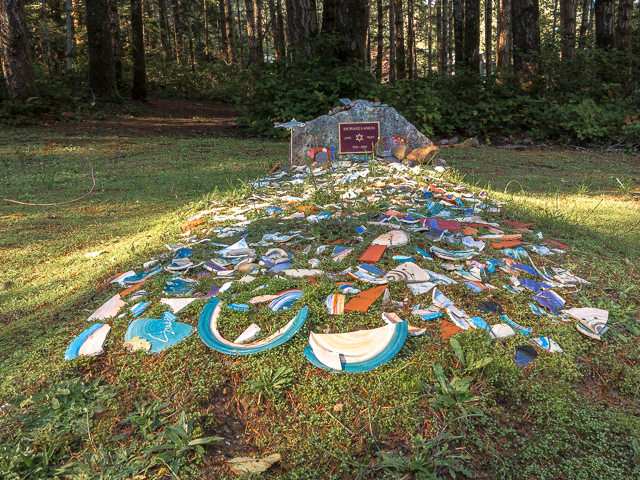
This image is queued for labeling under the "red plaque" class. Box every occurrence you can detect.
[339,122,380,155]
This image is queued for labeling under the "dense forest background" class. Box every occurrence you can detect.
[1,0,639,143]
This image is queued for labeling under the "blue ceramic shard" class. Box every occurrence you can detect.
[414,248,433,260]
[174,248,193,259]
[265,206,283,215]
[465,281,483,293]
[131,302,149,318]
[65,324,111,360]
[392,255,414,263]
[268,290,303,312]
[500,247,528,260]
[469,317,491,332]
[122,264,162,285]
[124,312,193,354]
[500,314,532,337]
[198,298,308,355]
[359,264,385,277]
[532,337,563,352]
[163,276,199,296]
[227,303,250,311]
[515,346,538,366]
[513,264,537,277]
[268,261,292,273]
[533,290,565,314]
[303,322,408,374]
[339,283,361,294]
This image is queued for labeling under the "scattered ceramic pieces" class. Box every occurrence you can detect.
[65,324,111,360]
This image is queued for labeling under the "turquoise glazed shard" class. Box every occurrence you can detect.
[65,324,111,360]
[198,298,308,355]
[124,312,193,354]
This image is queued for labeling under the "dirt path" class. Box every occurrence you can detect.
[48,99,240,138]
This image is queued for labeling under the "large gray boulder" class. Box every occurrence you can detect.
[290,100,433,165]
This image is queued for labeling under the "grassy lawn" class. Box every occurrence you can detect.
[1,127,639,479]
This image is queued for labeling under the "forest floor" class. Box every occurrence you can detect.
[1,99,640,479]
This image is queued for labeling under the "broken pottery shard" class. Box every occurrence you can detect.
[88,294,126,321]
[124,312,193,354]
[441,321,462,340]
[248,294,280,304]
[65,324,111,360]
[384,262,431,283]
[198,298,308,355]
[325,293,346,315]
[562,307,609,335]
[371,230,409,246]
[163,276,199,296]
[160,297,198,313]
[382,312,426,336]
[358,245,387,262]
[268,290,304,312]
[408,282,436,295]
[429,246,477,262]
[491,240,523,249]
[490,324,515,339]
[420,218,462,232]
[304,322,408,373]
[234,324,262,344]
[111,270,135,287]
[343,285,388,313]
[283,269,323,278]
[291,100,433,165]
[123,335,151,353]
[532,337,563,353]
[515,346,538,366]
[122,265,162,285]
[228,454,281,475]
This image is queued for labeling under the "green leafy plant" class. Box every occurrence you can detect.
[146,411,222,478]
[124,399,170,440]
[246,366,295,404]
[377,430,472,479]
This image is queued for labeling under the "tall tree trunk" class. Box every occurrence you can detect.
[497,0,510,67]
[441,0,448,72]
[428,0,432,71]
[0,0,39,101]
[447,0,453,68]
[131,0,147,99]
[512,0,539,76]
[579,0,590,37]
[407,0,415,77]
[255,0,263,61]
[365,0,370,67]
[84,0,121,102]
[375,0,382,77]
[321,0,335,33]
[552,0,558,42]
[246,0,258,62]
[65,0,72,70]
[464,0,479,70]
[224,0,236,61]
[389,0,396,80]
[485,0,492,72]
[267,0,284,58]
[436,0,442,72]
[203,0,209,60]
[235,0,244,65]
[184,0,195,70]
[220,0,229,60]
[42,0,54,78]
[335,0,368,65]
[158,0,172,60]
[560,0,577,60]
[395,0,406,78]
[615,0,632,51]
[109,0,122,86]
[285,0,317,58]
[172,0,184,61]
[594,0,614,48]
[275,0,284,57]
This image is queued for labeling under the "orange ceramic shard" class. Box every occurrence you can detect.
[297,205,319,214]
[547,239,570,250]
[358,245,387,262]
[182,218,204,232]
[461,226,479,236]
[441,320,463,340]
[491,240,523,249]
[344,285,388,313]
[503,220,536,230]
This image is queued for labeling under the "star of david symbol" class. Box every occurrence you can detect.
[355,133,364,142]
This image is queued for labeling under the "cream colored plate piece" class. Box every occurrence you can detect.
[371,230,409,246]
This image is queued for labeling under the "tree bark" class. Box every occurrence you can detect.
[389,0,396,80]
[246,0,258,62]
[220,0,229,60]
[285,0,317,58]
[65,0,72,70]
[184,0,195,70]
[614,0,632,51]
[365,0,370,67]
[131,0,147,99]
[203,0,209,60]
[321,0,335,33]
[497,0,510,67]
[441,0,448,72]
[395,0,405,78]
[512,0,539,76]
[224,0,236,61]
[464,0,479,70]
[552,0,558,42]
[375,0,382,77]
[84,0,121,102]
[42,0,54,78]
[447,0,453,68]
[255,0,263,61]
[560,0,577,60]
[579,0,590,37]
[158,0,173,60]
[428,0,432,71]
[407,0,415,77]
[436,0,442,72]
[0,0,38,101]
[485,0,492,72]
[275,0,284,57]
[109,0,122,86]
[335,0,368,65]
[594,0,614,48]
[267,0,284,58]
[172,0,184,61]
